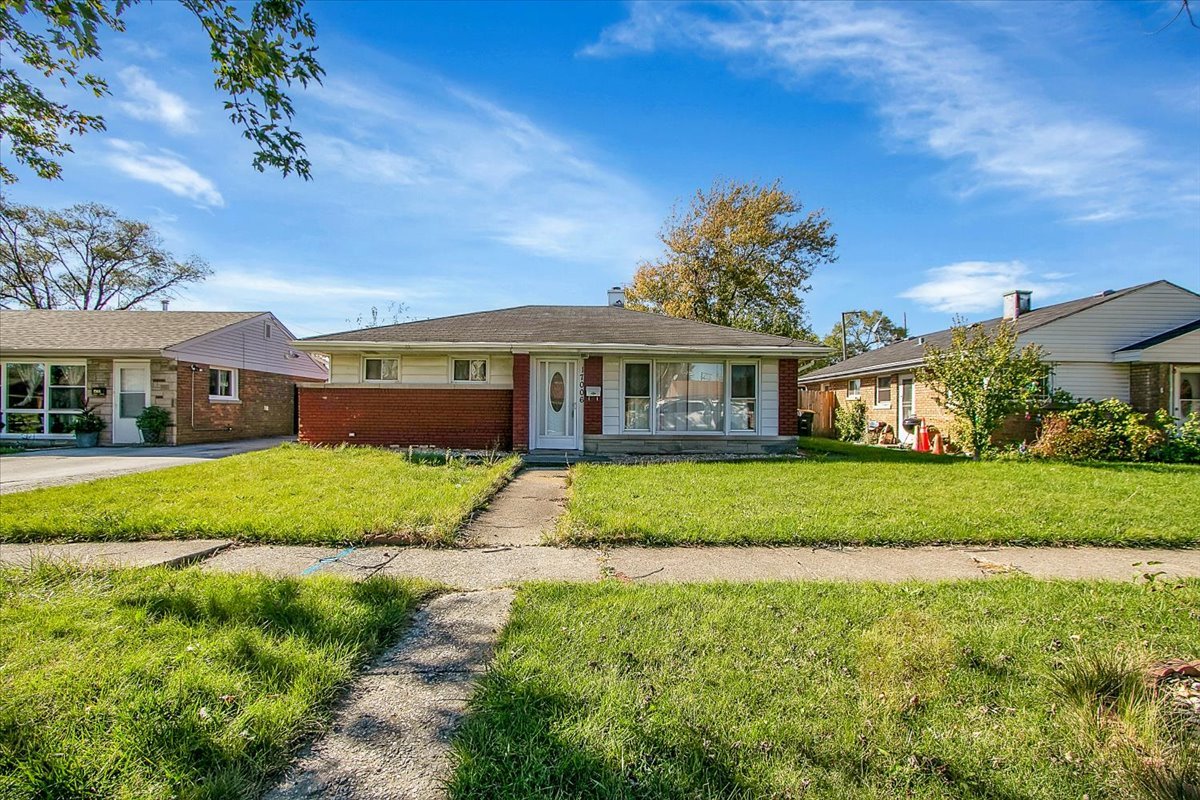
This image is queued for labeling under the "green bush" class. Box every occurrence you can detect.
[1032,399,1199,464]
[834,399,867,442]
[135,405,171,444]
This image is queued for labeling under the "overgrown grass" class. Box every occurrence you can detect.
[449,579,1200,799]
[560,437,1200,546]
[0,443,520,545]
[0,564,433,799]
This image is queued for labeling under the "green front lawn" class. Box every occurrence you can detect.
[0,444,519,545]
[450,579,1200,799]
[560,437,1200,546]
[0,565,432,799]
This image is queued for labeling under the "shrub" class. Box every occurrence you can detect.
[65,405,106,434]
[1031,400,1198,464]
[135,406,171,444]
[834,399,867,442]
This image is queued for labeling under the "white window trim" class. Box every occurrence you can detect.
[874,375,893,409]
[618,357,760,436]
[208,366,240,402]
[847,378,862,400]
[450,356,490,384]
[1,359,88,438]
[362,356,400,383]
[619,360,652,433]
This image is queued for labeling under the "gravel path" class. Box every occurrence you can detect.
[266,589,514,800]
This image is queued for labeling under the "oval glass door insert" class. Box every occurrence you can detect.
[549,371,565,412]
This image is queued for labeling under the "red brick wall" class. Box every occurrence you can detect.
[299,387,513,449]
[512,354,530,452]
[583,356,603,435]
[778,358,798,435]
[1130,363,1171,413]
[176,362,299,445]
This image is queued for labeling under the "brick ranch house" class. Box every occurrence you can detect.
[290,290,828,455]
[0,310,328,445]
[799,280,1200,446]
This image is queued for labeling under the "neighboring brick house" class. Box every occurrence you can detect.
[291,290,826,455]
[800,281,1200,446]
[0,310,328,445]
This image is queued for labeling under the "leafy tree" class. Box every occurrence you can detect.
[0,0,323,184]
[918,319,1049,459]
[823,310,907,362]
[0,200,210,309]
[625,179,837,338]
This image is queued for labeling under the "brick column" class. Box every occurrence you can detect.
[583,356,603,435]
[512,353,530,452]
[778,358,798,436]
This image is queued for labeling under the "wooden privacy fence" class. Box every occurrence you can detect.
[798,388,836,437]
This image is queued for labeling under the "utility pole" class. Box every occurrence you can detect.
[841,311,850,362]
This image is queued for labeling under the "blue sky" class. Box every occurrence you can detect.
[6,0,1199,339]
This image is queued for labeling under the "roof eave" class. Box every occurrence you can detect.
[291,340,830,357]
[800,357,927,382]
[0,347,164,358]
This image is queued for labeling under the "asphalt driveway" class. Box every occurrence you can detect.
[0,437,291,494]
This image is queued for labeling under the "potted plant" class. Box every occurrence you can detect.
[66,404,106,448]
[135,405,172,445]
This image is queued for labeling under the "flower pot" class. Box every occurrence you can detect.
[75,431,100,448]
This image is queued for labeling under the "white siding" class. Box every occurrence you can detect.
[1022,283,1200,362]
[329,354,360,383]
[169,314,328,380]
[760,358,779,436]
[318,352,515,388]
[1051,362,1130,402]
[602,357,620,434]
[1138,330,1200,362]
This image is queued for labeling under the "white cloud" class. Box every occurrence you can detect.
[105,140,224,207]
[306,75,658,264]
[585,2,1184,221]
[900,261,1071,313]
[117,67,195,132]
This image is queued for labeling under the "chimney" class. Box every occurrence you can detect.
[607,286,626,307]
[160,299,170,311]
[1002,290,1031,320]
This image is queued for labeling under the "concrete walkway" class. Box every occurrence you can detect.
[266,589,514,800]
[0,436,291,494]
[5,538,1197,586]
[460,468,567,547]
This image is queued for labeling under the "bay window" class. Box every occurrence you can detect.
[620,359,763,434]
[2,361,87,436]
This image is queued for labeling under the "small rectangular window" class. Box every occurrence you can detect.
[453,359,488,382]
[364,358,399,381]
[208,368,237,399]
[875,376,892,406]
[623,362,651,430]
[730,363,757,431]
[847,378,862,399]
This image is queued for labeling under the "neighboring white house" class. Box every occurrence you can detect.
[800,280,1200,443]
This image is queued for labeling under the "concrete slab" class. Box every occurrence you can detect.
[462,468,567,548]
[960,546,1200,580]
[0,437,291,494]
[266,589,515,800]
[0,539,230,569]
[201,544,343,576]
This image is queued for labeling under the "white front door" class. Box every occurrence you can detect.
[897,374,916,444]
[112,360,151,444]
[534,359,580,450]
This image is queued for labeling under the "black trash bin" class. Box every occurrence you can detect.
[798,410,814,436]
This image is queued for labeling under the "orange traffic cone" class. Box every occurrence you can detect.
[931,432,945,455]
[915,420,931,452]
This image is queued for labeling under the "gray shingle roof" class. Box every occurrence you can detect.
[1116,317,1200,352]
[0,310,264,353]
[800,281,1173,382]
[301,305,825,350]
